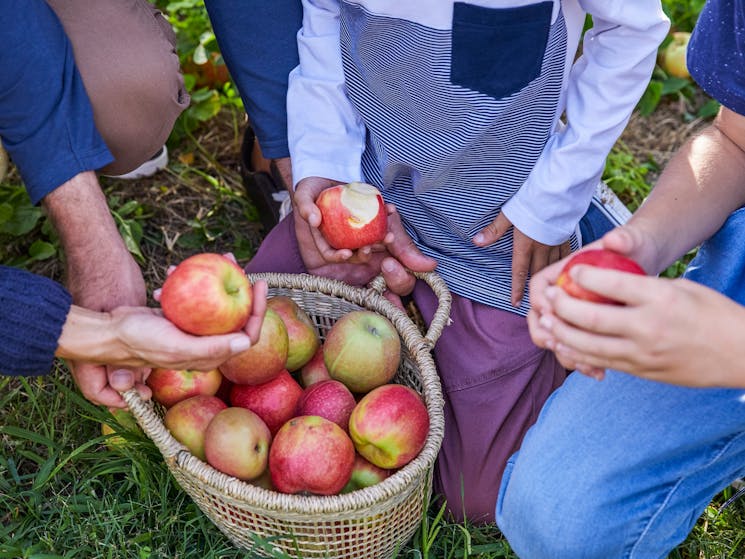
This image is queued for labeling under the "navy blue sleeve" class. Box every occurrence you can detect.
[0,266,72,377]
[0,1,113,204]
[687,0,745,116]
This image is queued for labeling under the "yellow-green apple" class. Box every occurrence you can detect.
[295,379,357,432]
[146,367,223,408]
[230,369,304,435]
[323,310,401,393]
[203,406,271,481]
[556,249,645,305]
[159,252,253,335]
[660,31,691,79]
[269,415,355,495]
[316,182,388,250]
[266,295,320,371]
[101,408,141,450]
[163,394,227,461]
[341,454,392,493]
[349,384,429,469]
[299,347,331,387]
[219,308,289,385]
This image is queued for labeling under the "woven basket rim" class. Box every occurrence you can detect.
[123,270,450,516]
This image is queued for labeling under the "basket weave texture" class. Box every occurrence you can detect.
[122,271,451,559]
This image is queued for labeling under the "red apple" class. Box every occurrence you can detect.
[296,379,357,432]
[266,296,320,371]
[349,384,429,470]
[204,406,272,481]
[324,310,401,393]
[316,182,388,250]
[660,31,691,79]
[230,370,304,435]
[556,249,645,304]
[163,395,227,461]
[146,367,223,408]
[159,252,253,335]
[341,454,392,493]
[299,347,331,387]
[269,415,355,495]
[219,308,289,385]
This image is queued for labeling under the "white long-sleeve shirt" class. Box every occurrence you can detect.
[288,0,669,313]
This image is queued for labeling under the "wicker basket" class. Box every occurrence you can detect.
[121,271,451,559]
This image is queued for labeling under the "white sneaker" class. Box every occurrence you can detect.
[106,146,169,180]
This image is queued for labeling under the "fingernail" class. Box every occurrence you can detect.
[473,234,484,244]
[230,337,252,353]
[545,286,558,300]
[539,315,554,329]
[110,370,134,388]
[382,260,395,273]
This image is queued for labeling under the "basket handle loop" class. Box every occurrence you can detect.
[368,270,452,349]
[120,388,184,460]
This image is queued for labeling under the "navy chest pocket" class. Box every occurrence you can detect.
[450,1,553,99]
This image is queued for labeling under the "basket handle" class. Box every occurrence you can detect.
[367,270,451,349]
[120,388,185,460]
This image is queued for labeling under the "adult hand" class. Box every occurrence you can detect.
[473,211,570,306]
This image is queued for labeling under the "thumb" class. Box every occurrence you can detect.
[228,335,252,354]
[600,227,636,255]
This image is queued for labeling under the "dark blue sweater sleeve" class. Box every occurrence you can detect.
[0,266,72,377]
[687,0,745,115]
[0,1,113,204]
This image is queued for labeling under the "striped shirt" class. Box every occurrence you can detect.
[288,0,669,313]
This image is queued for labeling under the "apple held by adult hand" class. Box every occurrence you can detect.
[349,384,429,470]
[230,369,304,435]
[219,308,289,385]
[204,407,272,481]
[269,415,355,495]
[159,253,253,335]
[316,182,387,250]
[295,379,357,432]
[324,310,401,394]
[556,249,645,305]
[660,31,691,79]
[266,296,320,371]
[146,367,223,408]
[163,394,227,461]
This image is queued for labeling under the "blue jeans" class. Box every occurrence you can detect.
[496,207,745,558]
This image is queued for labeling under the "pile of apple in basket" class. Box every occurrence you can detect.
[151,182,429,496]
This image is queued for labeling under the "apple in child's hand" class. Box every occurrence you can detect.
[163,394,227,461]
[219,308,289,385]
[204,407,272,481]
[316,182,387,250]
[296,379,357,432]
[266,296,320,371]
[146,367,223,408]
[341,454,392,493]
[324,310,401,394]
[299,347,332,387]
[660,31,691,79]
[349,384,429,470]
[269,415,355,495]
[160,253,253,335]
[556,249,645,305]
[230,369,304,435]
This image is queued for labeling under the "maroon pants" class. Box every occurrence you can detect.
[46,0,189,175]
[246,216,567,523]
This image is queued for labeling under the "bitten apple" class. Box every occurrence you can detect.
[219,308,289,385]
[660,31,691,79]
[556,249,645,304]
[267,296,320,371]
[349,384,429,470]
[204,407,272,481]
[230,369,304,435]
[324,310,401,393]
[163,394,227,461]
[269,415,355,495]
[299,347,331,387]
[295,379,357,432]
[146,367,223,408]
[159,252,253,335]
[341,453,392,493]
[316,182,387,250]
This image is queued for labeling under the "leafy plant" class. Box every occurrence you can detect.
[0,183,59,268]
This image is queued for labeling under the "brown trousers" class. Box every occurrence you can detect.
[46,0,190,174]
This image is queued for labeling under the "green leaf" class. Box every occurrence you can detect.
[192,43,208,65]
[697,99,721,119]
[28,240,56,261]
[0,204,42,236]
[637,80,663,116]
[661,77,690,96]
[118,220,145,262]
[116,199,141,218]
[0,202,13,223]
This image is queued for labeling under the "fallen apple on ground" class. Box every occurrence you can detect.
[230,369,304,435]
[101,408,141,450]
[316,182,388,250]
[204,406,272,481]
[159,252,253,335]
[556,249,645,304]
[146,366,223,408]
[266,295,320,371]
[323,310,401,393]
[163,394,227,461]
[660,31,691,79]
